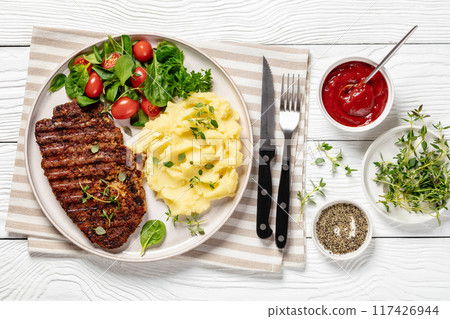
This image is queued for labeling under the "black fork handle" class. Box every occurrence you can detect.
[275,157,290,248]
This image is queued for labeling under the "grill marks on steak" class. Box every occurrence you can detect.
[35,101,146,249]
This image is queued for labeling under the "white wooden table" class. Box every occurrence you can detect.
[1,0,450,300]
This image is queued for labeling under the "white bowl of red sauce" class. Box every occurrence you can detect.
[318,57,393,132]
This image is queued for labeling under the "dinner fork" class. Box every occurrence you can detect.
[276,74,301,249]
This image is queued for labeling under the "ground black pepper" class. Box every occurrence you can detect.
[316,203,368,255]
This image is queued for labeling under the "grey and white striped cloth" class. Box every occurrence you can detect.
[6,26,309,272]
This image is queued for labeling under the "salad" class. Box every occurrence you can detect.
[49,35,212,127]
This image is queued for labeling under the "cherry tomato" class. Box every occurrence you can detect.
[141,98,161,118]
[102,52,121,69]
[85,72,103,98]
[133,40,153,62]
[74,56,92,74]
[131,67,147,93]
[111,97,139,119]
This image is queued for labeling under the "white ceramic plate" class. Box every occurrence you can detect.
[25,34,253,262]
[362,125,443,224]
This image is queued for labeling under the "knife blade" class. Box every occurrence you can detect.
[256,56,276,239]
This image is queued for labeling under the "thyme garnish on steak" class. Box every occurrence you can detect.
[79,180,121,208]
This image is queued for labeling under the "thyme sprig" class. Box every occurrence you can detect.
[312,142,357,175]
[100,210,114,227]
[373,106,450,225]
[79,180,121,208]
[296,178,326,222]
[165,208,207,236]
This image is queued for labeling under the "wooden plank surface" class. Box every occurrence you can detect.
[1,0,450,301]
[0,0,450,46]
[0,238,449,300]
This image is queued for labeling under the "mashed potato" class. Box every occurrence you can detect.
[133,92,243,216]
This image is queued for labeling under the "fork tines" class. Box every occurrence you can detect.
[280,74,301,113]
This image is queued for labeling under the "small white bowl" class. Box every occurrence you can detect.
[317,57,394,132]
[311,199,373,260]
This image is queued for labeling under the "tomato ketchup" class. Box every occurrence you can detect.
[322,61,388,127]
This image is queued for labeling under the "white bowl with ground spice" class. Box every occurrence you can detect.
[312,200,373,260]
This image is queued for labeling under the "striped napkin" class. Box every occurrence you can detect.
[6,27,309,272]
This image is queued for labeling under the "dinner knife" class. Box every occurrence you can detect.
[256,56,276,239]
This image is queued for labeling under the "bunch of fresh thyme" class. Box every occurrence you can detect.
[373,106,450,224]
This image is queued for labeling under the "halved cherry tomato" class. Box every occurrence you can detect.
[102,52,121,69]
[74,56,92,74]
[85,72,103,98]
[133,40,153,62]
[131,67,147,94]
[141,98,161,118]
[111,97,139,119]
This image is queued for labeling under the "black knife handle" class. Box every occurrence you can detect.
[256,147,275,238]
[275,157,290,248]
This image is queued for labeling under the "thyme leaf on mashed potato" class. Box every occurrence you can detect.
[188,103,218,140]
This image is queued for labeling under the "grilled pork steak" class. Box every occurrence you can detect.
[35,101,146,249]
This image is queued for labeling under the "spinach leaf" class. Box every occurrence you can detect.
[114,55,134,86]
[106,81,121,102]
[77,95,98,107]
[49,73,66,92]
[92,65,116,81]
[127,89,140,101]
[144,57,172,107]
[102,42,110,58]
[83,52,100,65]
[65,64,90,99]
[155,41,180,63]
[93,45,102,63]
[121,35,132,56]
[108,35,120,53]
[130,107,149,127]
[140,220,166,256]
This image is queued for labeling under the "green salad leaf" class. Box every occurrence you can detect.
[140,220,166,256]
[93,45,102,63]
[130,107,149,127]
[83,52,101,65]
[114,55,135,85]
[48,73,66,92]
[144,41,212,106]
[77,95,98,107]
[121,34,132,56]
[65,64,90,99]
[92,65,116,81]
[106,81,121,102]
[155,41,180,63]
[144,56,172,107]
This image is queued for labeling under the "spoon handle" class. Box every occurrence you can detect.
[363,25,418,84]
